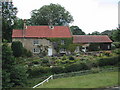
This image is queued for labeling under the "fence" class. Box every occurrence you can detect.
[32,67,119,88]
[32,75,53,88]
[53,67,119,79]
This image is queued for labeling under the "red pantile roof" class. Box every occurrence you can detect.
[12,26,72,38]
[73,35,112,43]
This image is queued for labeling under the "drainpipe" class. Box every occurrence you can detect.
[23,19,27,37]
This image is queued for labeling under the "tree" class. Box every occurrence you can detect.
[2,43,16,88]
[70,26,85,35]
[29,3,74,26]
[11,41,23,57]
[2,43,28,88]
[112,28,120,42]
[2,1,17,42]
[101,30,113,36]
[13,18,24,29]
[91,31,101,35]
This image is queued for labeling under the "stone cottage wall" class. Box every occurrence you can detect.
[12,38,56,55]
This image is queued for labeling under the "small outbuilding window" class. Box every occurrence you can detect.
[61,40,65,45]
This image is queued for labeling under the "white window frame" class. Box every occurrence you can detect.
[33,40,39,45]
[108,45,110,49]
[33,48,40,53]
[61,40,65,45]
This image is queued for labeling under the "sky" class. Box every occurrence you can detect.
[12,0,119,34]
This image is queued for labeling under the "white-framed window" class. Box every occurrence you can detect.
[108,45,110,49]
[33,48,40,53]
[61,40,65,45]
[33,40,39,45]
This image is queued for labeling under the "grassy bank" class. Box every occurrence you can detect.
[37,71,119,88]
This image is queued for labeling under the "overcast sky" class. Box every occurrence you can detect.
[12,0,119,34]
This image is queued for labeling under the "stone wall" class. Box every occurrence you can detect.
[12,38,56,55]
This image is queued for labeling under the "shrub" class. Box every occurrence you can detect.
[62,55,67,60]
[98,56,119,67]
[102,51,112,56]
[42,57,49,64]
[23,48,32,57]
[32,60,40,64]
[112,42,120,48]
[51,66,64,74]
[69,56,75,60]
[11,41,23,57]
[113,49,120,55]
[65,63,89,73]
[91,68,100,73]
[26,50,33,57]
[28,66,50,77]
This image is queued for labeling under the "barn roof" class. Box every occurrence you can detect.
[73,35,112,43]
[12,26,72,38]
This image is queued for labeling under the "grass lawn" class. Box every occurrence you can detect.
[37,71,119,88]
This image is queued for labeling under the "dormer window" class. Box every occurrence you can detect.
[33,40,39,45]
[49,25,54,29]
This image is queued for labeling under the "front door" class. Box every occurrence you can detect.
[48,48,52,56]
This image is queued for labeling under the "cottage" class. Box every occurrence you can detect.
[12,25,113,56]
[73,35,113,52]
[12,25,72,56]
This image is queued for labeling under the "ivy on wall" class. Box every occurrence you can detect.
[47,38,77,52]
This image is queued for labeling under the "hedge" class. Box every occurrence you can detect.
[98,55,120,66]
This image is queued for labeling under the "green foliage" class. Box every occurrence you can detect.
[2,43,16,70]
[98,56,119,66]
[69,56,75,60]
[2,2,17,42]
[11,41,24,57]
[23,48,33,57]
[113,49,120,55]
[65,63,89,73]
[51,66,64,74]
[10,65,28,87]
[102,51,112,56]
[112,28,120,42]
[37,45,48,57]
[38,72,118,88]
[90,31,101,35]
[2,70,13,88]
[68,44,78,52]
[2,43,28,88]
[48,38,73,52]
[62,55,67,60]
[29,3,74,25]
[70,26,85,35]
[11,41,32,57]
[13,18,24,29]
[28,66,51,77]
[112,42,120,48]
[32,60,40,64]
[91,68,100,73]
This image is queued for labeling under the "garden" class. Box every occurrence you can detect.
[15,48,120,87]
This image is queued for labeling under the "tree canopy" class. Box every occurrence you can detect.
[2,1,17,42]
[13,18,24,29]
[29,3,74,26]
[2,43,28,88]
[90,31,101,35]
[112,28,120,42]
[70,26,85,35]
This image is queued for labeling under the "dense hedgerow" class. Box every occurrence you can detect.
[98,55,119,66]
